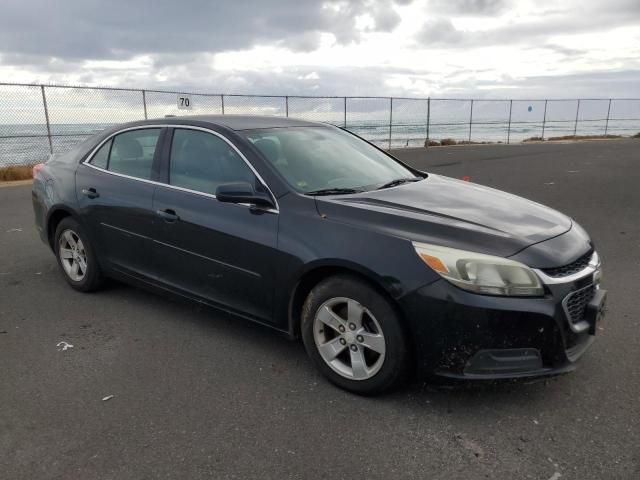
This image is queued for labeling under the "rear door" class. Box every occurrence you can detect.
[76,127,165,278]
[150,127,279,323]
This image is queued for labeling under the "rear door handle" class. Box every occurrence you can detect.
[156,209,179,222]
[82,188,99,199]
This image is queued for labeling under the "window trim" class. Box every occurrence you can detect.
[88,137,112,170]
[82,124,279,214]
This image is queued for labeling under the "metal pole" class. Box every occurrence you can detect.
[41,85,53,154]
[573,99,580,136]
[426,97,431,148]
[541,100,548,140]
[468,99,474,142]
[285,96,289,117]
[604,99,612,136]
[221,94,225,114]
[142,89,148,120]
[343,97,347,128]
[388,97,393,150]
[507,99,513,144]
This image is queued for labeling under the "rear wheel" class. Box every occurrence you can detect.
[301,275,411,395]
[54,217,103,292]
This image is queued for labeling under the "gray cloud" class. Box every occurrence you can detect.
[540,44,585,57]
[388,66,639,100]
[465,69,640,99]
[59,57,401,97]
[369,2,403,31]
[1,0,639,100]
[0,0,409,64]
[3,44,640,100]
[416,18,463,46]
[417,0,640,48]
[427,0,506,16]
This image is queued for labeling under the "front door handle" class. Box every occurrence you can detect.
[156,209,179,223]
[81,188,99,199]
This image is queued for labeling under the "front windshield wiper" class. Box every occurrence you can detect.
[376,177,422,190]
[305,187,364,196]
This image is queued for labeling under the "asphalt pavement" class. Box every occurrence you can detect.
[1,139,639,479]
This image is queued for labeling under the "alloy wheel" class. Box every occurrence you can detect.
[58,229,88,282]
[313,297,386,380]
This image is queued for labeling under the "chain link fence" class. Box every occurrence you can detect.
[1,82,639,167]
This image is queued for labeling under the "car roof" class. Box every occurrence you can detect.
[147,114,325,131]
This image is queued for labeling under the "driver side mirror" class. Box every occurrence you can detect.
[215,182,275,209]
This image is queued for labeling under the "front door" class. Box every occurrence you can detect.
[151,127,279,323]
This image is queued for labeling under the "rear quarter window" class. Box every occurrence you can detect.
[89,139,111,169]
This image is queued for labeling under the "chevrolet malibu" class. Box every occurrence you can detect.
[32,115,606,395]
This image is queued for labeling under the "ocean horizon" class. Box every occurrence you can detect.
[1,117,638,167]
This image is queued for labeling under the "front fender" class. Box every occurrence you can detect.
[273,194,441,333]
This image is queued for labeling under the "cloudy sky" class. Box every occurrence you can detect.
[1,0,639,98]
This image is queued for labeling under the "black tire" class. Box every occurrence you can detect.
[54,217,103,292]
[301,275,412,395]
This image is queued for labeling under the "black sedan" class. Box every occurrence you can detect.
[32,115,606,395]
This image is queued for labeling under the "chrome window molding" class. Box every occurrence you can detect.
[533,251,600,285]
[82,124,279,214]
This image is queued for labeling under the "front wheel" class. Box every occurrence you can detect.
[301,275,412,395]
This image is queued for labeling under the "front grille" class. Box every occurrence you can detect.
[563,285,596,325]
[541,251,593,278]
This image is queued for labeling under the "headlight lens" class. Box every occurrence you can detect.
[412,242,544,296]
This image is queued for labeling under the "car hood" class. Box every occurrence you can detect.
[315,174,573,260]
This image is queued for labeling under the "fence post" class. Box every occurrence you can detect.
[142,90,148,120]
[468,99,474,142]
[507,99,513,144]
[541,100,548,140]
[221,94,225,114]
[343,97,347,128]
[41,85,53,155]
[388,97,393,150]
[426,97,431,148]
[285,96,289,117]
[604,98,612,136]
[573,99,580,136]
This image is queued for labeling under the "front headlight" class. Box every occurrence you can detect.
[412,242,544,296]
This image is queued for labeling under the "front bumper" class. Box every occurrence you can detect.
[400,273,606,380]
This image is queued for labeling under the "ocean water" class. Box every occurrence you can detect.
[0,119,638,167]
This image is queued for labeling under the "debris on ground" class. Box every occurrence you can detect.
[56,341,74,351]
[454,433,484,459]
[6,228,23,233]
[102,395,115,402]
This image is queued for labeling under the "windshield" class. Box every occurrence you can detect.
[242,126,420,194]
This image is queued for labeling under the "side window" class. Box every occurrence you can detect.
[108,129,161,180]
[169,129,256,195]
[89,139,111,169]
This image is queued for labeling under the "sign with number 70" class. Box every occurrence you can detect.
[177,94,193,110]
